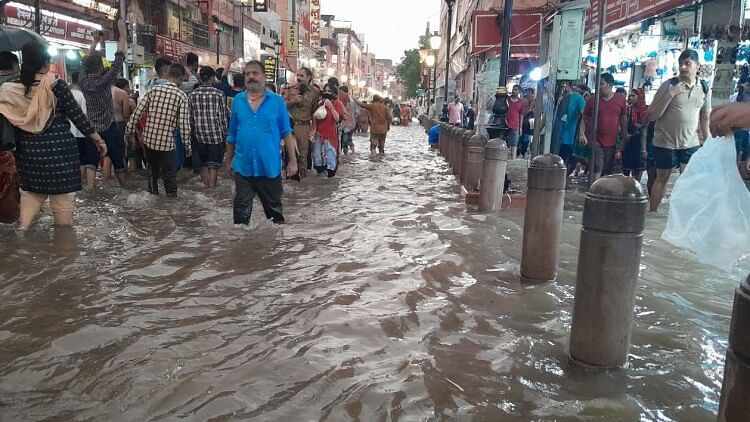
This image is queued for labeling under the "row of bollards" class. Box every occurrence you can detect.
[427,120,490,199]
[423,116,744,416]
[423,116,744,420]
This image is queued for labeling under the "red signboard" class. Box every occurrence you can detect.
[584,0,693,41]
[3,4,98,45]
[156,34,187,61]
[310,0,321,47]
[472,11,543,58]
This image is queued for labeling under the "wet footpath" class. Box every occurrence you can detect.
[1,123,749,421]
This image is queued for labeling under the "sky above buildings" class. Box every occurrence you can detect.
[320,0,440,64]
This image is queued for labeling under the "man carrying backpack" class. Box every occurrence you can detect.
[646,49,710,212]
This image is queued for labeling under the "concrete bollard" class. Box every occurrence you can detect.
[520,154,567,283]
[452,128,465,176]
[458,130,472,182]
[448,127,458,168]
[478,138,509,212]
[718,274,750,422]
[438,123,448,156]
[569,175,648,368]
[463,135,487,190]
[442,126,452,161]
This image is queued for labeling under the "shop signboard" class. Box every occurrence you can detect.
[584,0,693,41]
[155,34,186,61]
[557,9,586,80]
[287,24,299,57]
[262,55,276,81]
[309,0,321,47]
[471,10,543,57]
[4,4,99,45]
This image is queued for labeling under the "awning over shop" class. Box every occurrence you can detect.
[584,0,695,42]
[471,10,543,58]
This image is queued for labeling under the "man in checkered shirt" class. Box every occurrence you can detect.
[79,19,128,186]
[189,66,229,188]
[125,64,192,197]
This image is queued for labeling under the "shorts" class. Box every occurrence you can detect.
[506,130,520,147]
[653,145,699,170]
[76,137,100,169]
[194,142,224,170]
[101,123,126,173]
[592,145,616,176]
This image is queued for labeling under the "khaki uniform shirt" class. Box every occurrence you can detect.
[652,79,710,150]
[361,102,391,135]
[283,84,320,124]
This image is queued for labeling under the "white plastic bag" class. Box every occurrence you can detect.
[313,105,327,120]
[662,135,750,270]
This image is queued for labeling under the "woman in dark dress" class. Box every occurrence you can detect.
[0,41,104,230]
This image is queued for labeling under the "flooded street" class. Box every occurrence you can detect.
[1,123,748,421]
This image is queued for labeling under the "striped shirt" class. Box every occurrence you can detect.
[79,52,125,132]
[125,82,191,153]
[189,86,228,145]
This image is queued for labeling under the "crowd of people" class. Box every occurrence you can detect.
[555,49,714,212]
[0,20,407,230]
[425,48,750,214]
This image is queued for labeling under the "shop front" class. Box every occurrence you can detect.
[3,2,103,82]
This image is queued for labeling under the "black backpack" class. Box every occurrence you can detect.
[0,114,17,151]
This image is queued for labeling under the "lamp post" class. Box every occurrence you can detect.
[425,54,436,115]
[441,0,455,121]
[429,33,441,117]
[485,0,514,141]
[215,27,222,65]
[274,38,283,85]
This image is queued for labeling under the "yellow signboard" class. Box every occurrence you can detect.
[287,23,298,57]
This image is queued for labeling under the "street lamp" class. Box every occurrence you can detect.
[430,34,441,50]
[425,54,435,115]
[441,0,456,121]
[485,0,514,141]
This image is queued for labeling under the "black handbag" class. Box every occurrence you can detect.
[0,114,17,151]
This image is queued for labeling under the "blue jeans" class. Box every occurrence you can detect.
[312,137,337,171]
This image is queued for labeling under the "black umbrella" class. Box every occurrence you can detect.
[0,25,47,52]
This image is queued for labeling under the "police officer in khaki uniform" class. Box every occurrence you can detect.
[283,67,319,178]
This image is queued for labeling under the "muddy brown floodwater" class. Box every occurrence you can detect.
[1,123,748,421]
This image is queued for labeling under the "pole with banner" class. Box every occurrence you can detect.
[287,22,298,61]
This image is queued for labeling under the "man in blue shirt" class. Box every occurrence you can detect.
[226,60,299,224]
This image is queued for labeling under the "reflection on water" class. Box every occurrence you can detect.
[1,125,747,421]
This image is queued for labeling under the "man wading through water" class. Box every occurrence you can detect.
[227,61,298,224]
[647,49,710,213]
[283,67,319,178]
[357,95,391,155]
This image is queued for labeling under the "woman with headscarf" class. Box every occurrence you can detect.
[622,87,648,181]
[310,83,346,177]
[0,41,105,231]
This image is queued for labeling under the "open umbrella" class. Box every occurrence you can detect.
[0,25,47,52]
